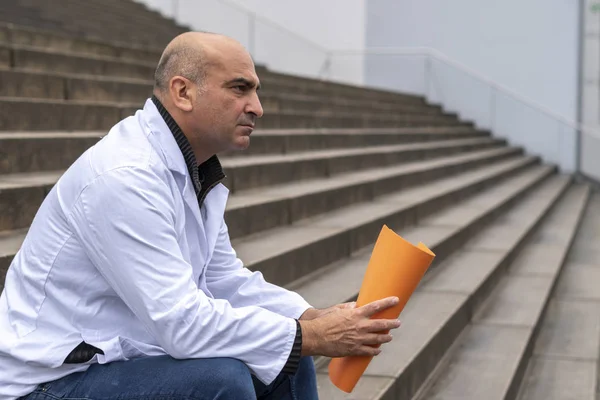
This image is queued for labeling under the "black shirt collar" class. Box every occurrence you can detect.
[151,95,225,206]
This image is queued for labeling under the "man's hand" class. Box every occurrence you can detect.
[299,302,356,321]
[298,296,401,358]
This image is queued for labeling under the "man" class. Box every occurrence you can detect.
[0,32,401,399]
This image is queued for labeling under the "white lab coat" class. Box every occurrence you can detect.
[0,99,312,399]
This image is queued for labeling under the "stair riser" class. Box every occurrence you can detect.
[253,114,468,130]
[0,101,124,131]
[225,131,486,157]
[0,132,488,174]
[226,148,515,239]
[0,256,8,292]
[226,141,505,192]
[0,24,161,62]
[12,47,155,80]
[0,70,445,116]
[0,184,53,234]
[0,98,470,131]
[0,136,98,174]
[1,44,426,107]
[0,147,511,233]
[1,24,118,58]
[260,74,425,105]
[246,156,536,288]
[0,46,8,67]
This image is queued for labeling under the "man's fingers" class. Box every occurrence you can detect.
[362,333,393,345]
[353,345,382,357]
[359,297,399,317]
[364,318,401,332]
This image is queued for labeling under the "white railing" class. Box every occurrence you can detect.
[326,47,600,176]
[139,0,600,181]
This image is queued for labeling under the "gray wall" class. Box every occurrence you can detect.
[363,0,581,171]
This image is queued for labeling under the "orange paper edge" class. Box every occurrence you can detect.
[328,225,436,393]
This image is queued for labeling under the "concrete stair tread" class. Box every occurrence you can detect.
[245,127,484,137]
[0,95,139,108]
[0,67,153,84]
[0,96,466,122]
[413,184,589,400]
[0,21,174,55]
[0,131,104,140]
[295,170,564,308]
[228,148,524,209]
[0,137,511,232]
[0,170,62,189]
[312,174,572,399]
[0,67,439,112]
[234,158,544,277]
[0,127,483,140]
[222,138,498,168]
[3,42,156,66]
[516,194,600,400]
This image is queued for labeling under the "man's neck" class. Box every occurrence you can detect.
[153,93,216,165]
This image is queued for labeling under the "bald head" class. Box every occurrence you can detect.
[153,32,251,94]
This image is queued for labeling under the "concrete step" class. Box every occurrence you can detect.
[4,44,156,80]
[233,156,543,289]
[413,184,589,400]
[0,26,427,106]
[260,72,426,106]
[0,97,470,131]
[225,146,520,239]
[0,170,62,232]
[516,194,600,400]
[0,68,445,116]
[0,143,515,233]
[13,0,185,47]
[0,22,161,62]
[0,155,542,295]
[222,127,488,157]
[0,128,487,174]
[223,138,506,192]
[312,172,571,399]
[0,131,101,174]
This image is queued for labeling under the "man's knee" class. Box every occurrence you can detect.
[172,357,254,399]
[198,358,254,398]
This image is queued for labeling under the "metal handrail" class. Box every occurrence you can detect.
[331,47,600,138]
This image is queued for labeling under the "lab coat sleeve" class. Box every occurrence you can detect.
[205,220,312,320]
[68,166,297,384]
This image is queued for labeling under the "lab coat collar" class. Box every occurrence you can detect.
[142,98,189,178]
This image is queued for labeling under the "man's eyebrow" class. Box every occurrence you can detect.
[227,77,261,90]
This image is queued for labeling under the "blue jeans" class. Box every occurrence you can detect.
[22,356,319,400]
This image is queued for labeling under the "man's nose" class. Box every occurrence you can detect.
[246,92,264,118]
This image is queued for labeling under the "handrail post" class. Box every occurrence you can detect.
[556,121,562,170]
[490,86,496,132]
[576,127,582,176]
[248,12,256,58]
[424,55,431,100]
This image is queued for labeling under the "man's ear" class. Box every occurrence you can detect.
[169,76,194,112]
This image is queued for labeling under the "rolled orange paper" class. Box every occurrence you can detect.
[328,224,435,393]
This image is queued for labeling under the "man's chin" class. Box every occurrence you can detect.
[232,136,251,151]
